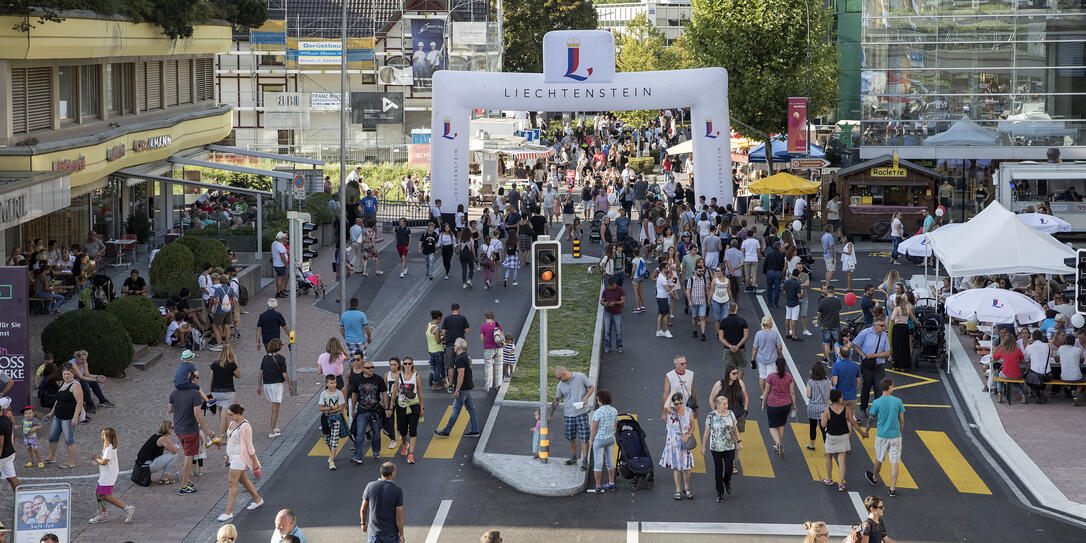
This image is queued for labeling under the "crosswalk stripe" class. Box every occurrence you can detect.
[736,420,774,478]
[853,429,918,489]
[307,419,403,458]
[789,423,827,481]
[424,405,470,458]
[690,418,705,474]
[916,430,992,495]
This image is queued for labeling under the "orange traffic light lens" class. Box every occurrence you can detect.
[540,270,554,281]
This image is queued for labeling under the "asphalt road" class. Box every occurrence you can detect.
[231,224,1086,542]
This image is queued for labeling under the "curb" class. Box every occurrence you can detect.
[473,274,605,497]
[946,328,1086,526]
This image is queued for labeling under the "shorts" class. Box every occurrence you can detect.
[274,266,286,277]
[743,261,757,278]
[766,404,791,429]
[0,454,15,479]
[563,213,574,225]
[825,433,851,454]
[874,436,902,463]
[213,312,231,326]
[824,257,835,270]
[844,399,858,413]
[211,391,235,406]
[177,433,201,457]
[24,436,39,449]
[799,296,809,316]
[263,383,285,404]
[564,413,590,442]
[95,484,114,496]
[821,328,837,345]
[396,245,409,258]
[229,455,247,471]
[690,304,706,318]
[757,361,773,380]
[722,348,748,369]
[656,297,670,315]
[632,277,644,285]
[785,304,800,320]
[346,341,367,359]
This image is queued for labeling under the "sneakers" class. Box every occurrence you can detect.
[565,457,579,466]
[351,457,364,464]
[216,513,233,522]
[656,330,665,337]
[400,443,409,456]
[100,400,116,408]
[586,487,603,494]
[37,461,44,468]
[803,329,813,336]
[89,512,110,524]
[209,345,223,352]
[407,453,415,464]
[692,330,698,338]
[434,429,450,437]
[388,440,399,449]
[123,504,135,523]
[400,271,405,278]
[865,470,878,486]
[662,330,674,338]
[268,429,282,439]
[888,488,897,497]
[24,461,32,468]
[178,483,198,495]
[701,332,706,342]
[512,281,518,286]
[328,460,337,470]
[246,499,264,511]
[464,431,481,437]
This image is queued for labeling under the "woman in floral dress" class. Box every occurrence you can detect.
[660,391,695,500]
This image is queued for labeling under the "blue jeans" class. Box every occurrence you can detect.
[439,391,478,434]
[353,410,382,460]
[890,236,902,260]
[429,351,445,386]
[424,253,436,276]
[711,300,729,323]
[81,380,108,410]
[369,535,400,543]
[603,312,622,350]
[48,417,75,445]
[766,270,782,306]
[36,291,64,312]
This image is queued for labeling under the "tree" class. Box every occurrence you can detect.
[502,0,598,75]
[682,0,838,173]
[613,13,685,127]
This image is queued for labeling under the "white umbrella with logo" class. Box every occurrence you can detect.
[897,223,962,257]
[944,288,1046,325]
[1017,213,1071,234]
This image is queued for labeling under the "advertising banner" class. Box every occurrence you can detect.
[409,19,446,80]
[453,22,488,46]
[408,144,431,167]
[249,19,285,52]
[263,92,310,129]
[309,92,342,111]
[285,38,375,70]
[378,66,413,86]
[787,97,808,154]
[350,92,403,125]
[0,267,29,436]
[15,485,70,543]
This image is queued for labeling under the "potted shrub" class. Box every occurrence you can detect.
[150,242,197,298]
[41,310,134,378]
[105,296,167,346]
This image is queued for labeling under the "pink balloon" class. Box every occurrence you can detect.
[844,292,857,306]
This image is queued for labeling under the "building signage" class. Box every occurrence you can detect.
[297,40,341,65]
[0,175,70,231]
[133,135,172,152]
[871,167,907,177]
[452,22,488,46]
[0,267,29,411]
[309,92,342,111]
[106,144,126,161]
[52,157,85,172]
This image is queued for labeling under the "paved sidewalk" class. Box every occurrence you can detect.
[5,251,347,542]
[950,327,1086,521]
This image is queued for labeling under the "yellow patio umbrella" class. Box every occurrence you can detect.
[747,172,820,195]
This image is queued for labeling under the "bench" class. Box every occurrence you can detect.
[994,375,1085,406]
[29,297,51,314]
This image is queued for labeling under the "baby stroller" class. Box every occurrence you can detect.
[296,267,327,298]
[88,274,115,310]
[590,210,606,241]
[793,239,816,267]
[911,297,946,370]
[615,414,655,490]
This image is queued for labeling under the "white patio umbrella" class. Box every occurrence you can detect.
[897,223,963,257]
[1017,213,1072,234]
[944,288,1046,325]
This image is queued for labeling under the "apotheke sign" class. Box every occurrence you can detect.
[133,135,172,152]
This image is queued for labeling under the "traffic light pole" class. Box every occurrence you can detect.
[532,234,560,464]
[287,216,298,396]
[539,307,549,464]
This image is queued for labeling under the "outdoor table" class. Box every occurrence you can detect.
[106,239,137,267]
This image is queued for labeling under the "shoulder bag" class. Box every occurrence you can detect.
[1024,346,1052,387]
[679,412,697,450]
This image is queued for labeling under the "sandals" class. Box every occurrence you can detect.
[838,483,847,492]
[159,476,178,485]
[684,489,694,500]
[674,491,682,500]
[58,463,75,469]
[822,478,834,486]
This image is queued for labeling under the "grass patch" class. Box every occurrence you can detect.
[506,264,601,402]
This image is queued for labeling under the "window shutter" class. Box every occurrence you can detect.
[146,61,161,110]
[11,68,27,133]
[195,58,214,102]
[178,59,192,104]
[137,62,146,111]
[165,59,178,106]
[26,67,53,132]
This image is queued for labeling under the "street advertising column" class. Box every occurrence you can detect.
[0,266,29,410]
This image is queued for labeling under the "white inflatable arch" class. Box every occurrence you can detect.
[430,30,731,212]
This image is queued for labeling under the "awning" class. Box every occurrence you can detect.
[501,147,555,160]
[115,169,272,196]
[168,156,295,179]
[206,144,325,166]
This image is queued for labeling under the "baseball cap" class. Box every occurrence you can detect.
[276,231,287,240]
[0,397,10,411]
[267,298,279,308]
[181,350,195,361]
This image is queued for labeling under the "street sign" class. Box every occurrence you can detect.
[292,174,306,200]
[790,158,830,169]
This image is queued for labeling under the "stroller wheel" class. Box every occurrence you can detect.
[631,479,639,490]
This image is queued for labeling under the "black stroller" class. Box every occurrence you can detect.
[793,239,815,267]
[911,297,946,370]
[590,210,606,241]
[88,274,115,310]
[615,414,655,490]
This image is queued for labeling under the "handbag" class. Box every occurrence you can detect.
[679,412,697,450]
[1024,346,1051,387]
[130,460,151,487]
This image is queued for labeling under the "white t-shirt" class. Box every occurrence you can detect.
[697,219,712,238]
[741,238,761,262]
[1058,345,1084,381]
[271,240,288,267]
[891,218,904,238]
[98,444,119,486]
[485,239,503,259]
[165,320,185,345]
[319,389,345,409]
[198,273,212,300]
[655,271,672,299]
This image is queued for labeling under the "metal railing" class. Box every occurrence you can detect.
[374,199,431,228]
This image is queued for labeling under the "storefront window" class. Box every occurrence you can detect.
[58,65,74,120]
[20,193,89,253]
[91,179,121,240]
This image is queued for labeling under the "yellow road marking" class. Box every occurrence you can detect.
[916,430,992,495]
[424,405,470,458]
[887,369,938,390]
[308,420,402,458]
[691,418,706,474]
[853,429,918,489]
[789,422,827,481]
[902,404,951,408]
[737,420,774,478]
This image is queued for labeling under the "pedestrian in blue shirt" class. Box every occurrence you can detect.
[340,298,372,359]
[865,378,906,497]
[860,284,877,328]
[831,328,861,415]
[361,190,379,224]
[820,225,836,285]
[853,320,891,421]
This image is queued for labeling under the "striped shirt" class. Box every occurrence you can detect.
[502,343,517,366]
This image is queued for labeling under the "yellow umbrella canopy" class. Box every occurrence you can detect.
[747,172,820,195]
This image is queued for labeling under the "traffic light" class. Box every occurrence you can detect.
[300,221,319,271]
[532,239,561,309]
[1075,249,1086,314]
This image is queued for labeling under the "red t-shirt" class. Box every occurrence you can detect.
[601,286,625,315]
[993,347,1024,379]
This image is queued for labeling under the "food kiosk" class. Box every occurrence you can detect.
[834,154,942,236]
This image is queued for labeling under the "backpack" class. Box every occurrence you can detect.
[186,328,205,351]
[216,286,233,313]
[356,382,380,413]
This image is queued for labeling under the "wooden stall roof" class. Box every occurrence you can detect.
[836,154,943,180]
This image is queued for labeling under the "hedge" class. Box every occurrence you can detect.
[41,310,134,378]
[105,296,167,346]
[191,238,231,272]
[150,242,197,298]
[628,157,656,174]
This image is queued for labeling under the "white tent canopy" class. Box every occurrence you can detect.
[928,201,1074,277]
[923,116,998,146]
[667,139,693,155]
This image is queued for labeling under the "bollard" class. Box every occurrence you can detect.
[539,426,549,462]
[572,238,581,258]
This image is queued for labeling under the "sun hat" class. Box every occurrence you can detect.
[181,350,195,361]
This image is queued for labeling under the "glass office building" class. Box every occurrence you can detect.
[859,1,1086,157]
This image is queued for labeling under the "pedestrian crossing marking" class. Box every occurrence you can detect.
[789,423,827,481]
[306,421,402,458]
[690,418,705,474]
[424,405,470,458]
[736,420,774,478]
[916,430,992,495]
[853,429,918,489]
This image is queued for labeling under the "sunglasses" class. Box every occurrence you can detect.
[364,366,375,370]
[403,362,414,366]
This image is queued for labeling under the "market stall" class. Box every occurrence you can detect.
[834,154,942,236]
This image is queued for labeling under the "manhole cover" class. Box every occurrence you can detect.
[548,349,578,357]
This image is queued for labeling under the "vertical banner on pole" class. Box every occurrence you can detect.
[0,267,29,411]
[787,97,808,154]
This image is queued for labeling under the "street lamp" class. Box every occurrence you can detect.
[801,0,812,241]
